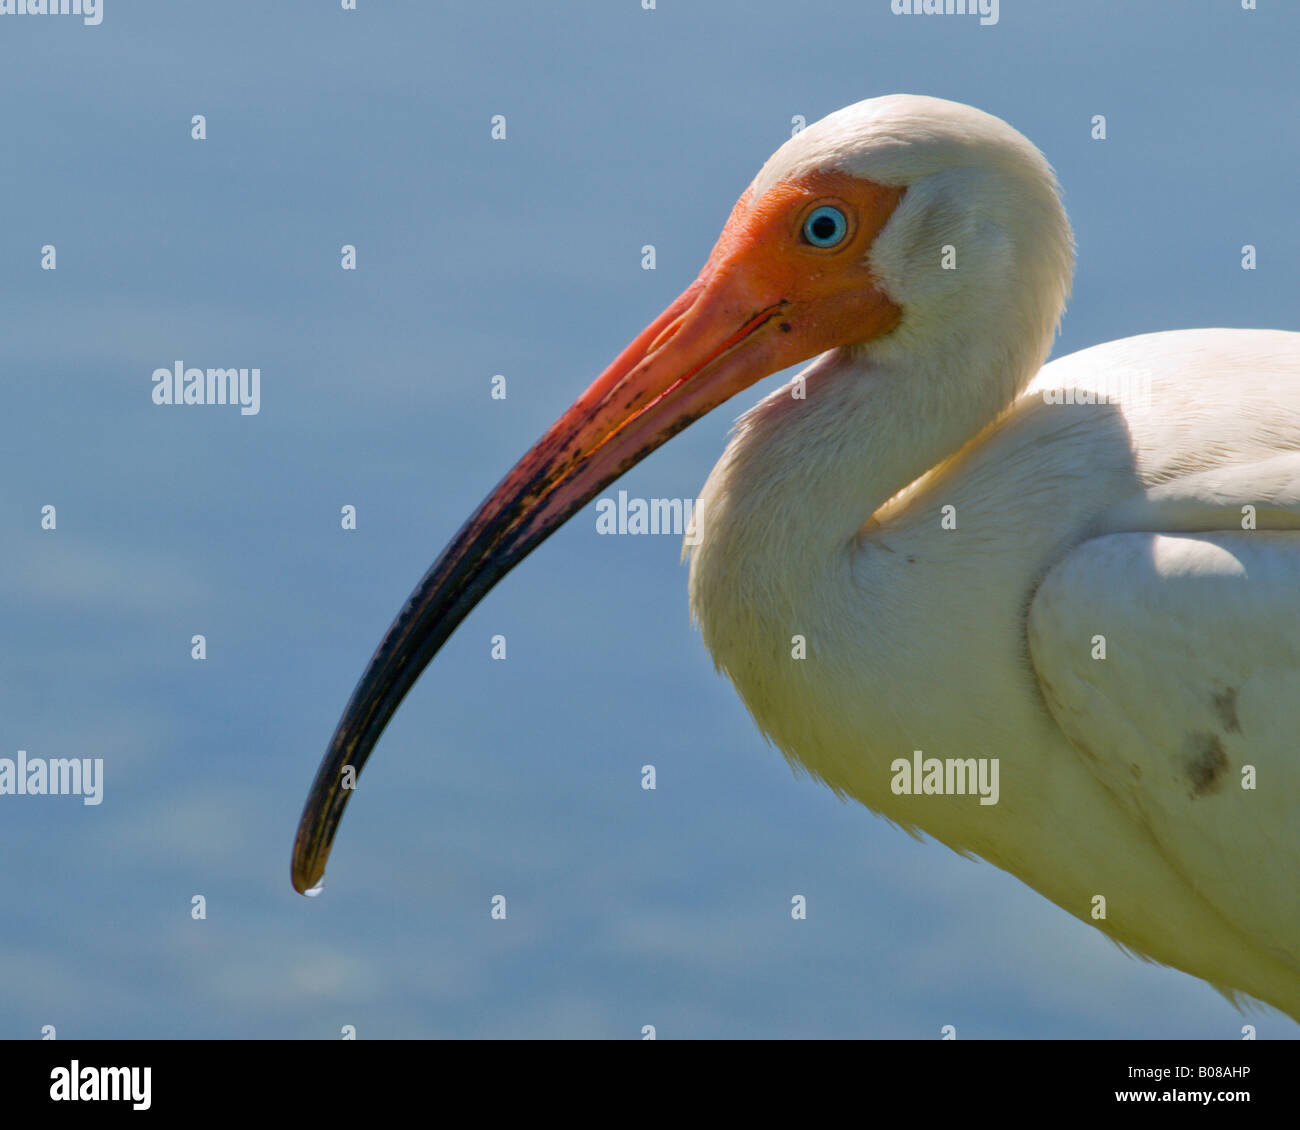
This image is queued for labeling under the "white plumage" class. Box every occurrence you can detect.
[689,99,1299,1017]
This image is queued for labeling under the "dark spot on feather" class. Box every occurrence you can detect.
[1185,733,1228,797]
[1211,687,1240,734]
[779,322,792,333]
[1070,732,1096,763]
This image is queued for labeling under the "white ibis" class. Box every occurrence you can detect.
[293,95,1300,1021]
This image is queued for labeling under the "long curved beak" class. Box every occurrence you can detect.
[291,234,806,893]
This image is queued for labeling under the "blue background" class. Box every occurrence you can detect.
[1,0,1295,1038]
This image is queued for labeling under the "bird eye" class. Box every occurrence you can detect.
[802,205,849,248]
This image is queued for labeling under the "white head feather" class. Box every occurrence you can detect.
[750,94,1074,411]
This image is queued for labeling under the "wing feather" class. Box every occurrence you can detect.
[1028,531,1300,971]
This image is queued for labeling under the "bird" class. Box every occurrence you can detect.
[292,94,1300,1022]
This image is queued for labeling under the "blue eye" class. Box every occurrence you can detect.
[802,205,849,248]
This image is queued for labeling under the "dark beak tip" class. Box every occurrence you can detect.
[291,846,325,895]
